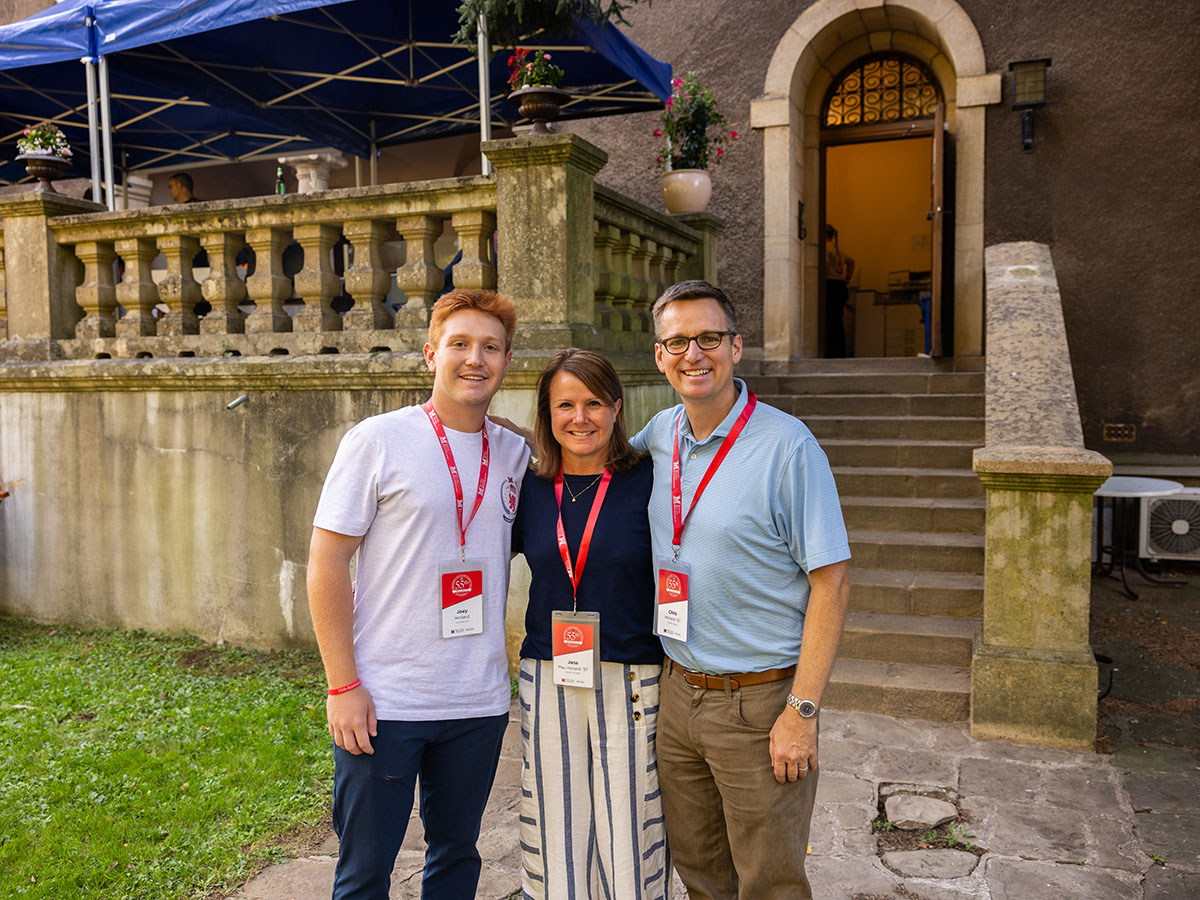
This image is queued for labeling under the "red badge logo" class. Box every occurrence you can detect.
[665,573,682,598]
[451,574,473,597]
[562,625,584,648]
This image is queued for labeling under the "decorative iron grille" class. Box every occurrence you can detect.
[825,56,939,127]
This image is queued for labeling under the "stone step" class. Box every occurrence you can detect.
[848,530,985,575]
[822,439,979,470]
[840,496,986,533]
[804,415,985,442]
[839,611,977,667]
[825,657,971,722]
[849,568,983,617]
[771,393,985,419]
[833,467,985,500]
[744,371,983,397]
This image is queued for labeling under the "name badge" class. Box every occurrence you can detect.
[655,557,691,641]
[552,610,600,688]
[439,559,487,638]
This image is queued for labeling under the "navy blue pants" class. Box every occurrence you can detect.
[330,712,510,900]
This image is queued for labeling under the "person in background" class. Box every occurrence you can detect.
[167,172,198,204]
[511,349,666,900]
[825,224,855,358]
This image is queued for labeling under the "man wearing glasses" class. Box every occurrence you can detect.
[631,279,851,899]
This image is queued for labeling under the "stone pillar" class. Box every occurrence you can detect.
[244,228,293,334]
[342,219,394,330]
[292,223,342,332]
[393,215,444,328]
[482,134,608,349]
[629,236,653,334]
[676,212,725,284]
[278,152,347,194]
[199,232,247,335]
[0,193,97,347]
[608,228,635,333]
[115,238,160,337]
[970,456,1110,750]
[156,235,202,336]
[73,241,118,338]
[593,221,616,331]
[449,209,496,290]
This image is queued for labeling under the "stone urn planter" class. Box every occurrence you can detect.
[661,168,712,214]
[16,154,71,193]
[508,86,570,135]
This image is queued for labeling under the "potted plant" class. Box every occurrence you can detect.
[507,46,569,134]
[15,122,73,193]
[655,72,739,213]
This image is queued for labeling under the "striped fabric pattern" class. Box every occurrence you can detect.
[519,658,669,900]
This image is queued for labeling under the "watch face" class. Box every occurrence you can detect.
[798,700,818,718]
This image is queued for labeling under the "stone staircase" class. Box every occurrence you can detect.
[742,357,985,722]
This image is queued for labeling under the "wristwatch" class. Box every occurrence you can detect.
[786,693,819,719]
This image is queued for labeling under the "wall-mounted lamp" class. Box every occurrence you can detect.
[1009,58,1051,151]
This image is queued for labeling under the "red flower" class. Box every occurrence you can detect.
[653,129,662,137]
[730,131,739,139]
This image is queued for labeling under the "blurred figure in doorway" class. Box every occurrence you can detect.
[824,224,855,358]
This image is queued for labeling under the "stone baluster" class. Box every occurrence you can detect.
[156,235,202,335]
[593,221,616,331]
[199,232,247,334]
[649,243,669,302]
[114,238,160,337]
[608,229,635,332]
[0,242,9,341]
[244,228,293,333]
[342,219,394,330]
[664,246,687,285]
[629,237,655,334]
[394,215,444,328]
[292,223,343,332]
[74,241,118,339]
[449,210,496,290]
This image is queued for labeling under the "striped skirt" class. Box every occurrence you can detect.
[519,658,669,900]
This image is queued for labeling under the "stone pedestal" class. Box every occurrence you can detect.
[278,152,347,194]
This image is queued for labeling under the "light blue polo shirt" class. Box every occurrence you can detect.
[632,379,850,673]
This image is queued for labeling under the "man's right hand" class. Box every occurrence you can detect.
[327,686,378,755]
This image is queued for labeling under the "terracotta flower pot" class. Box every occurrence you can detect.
[508,86,570,135]
[661,168,712,214]
[16,154,71,193]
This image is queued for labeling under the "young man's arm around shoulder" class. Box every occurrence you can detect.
[307,526,376,755]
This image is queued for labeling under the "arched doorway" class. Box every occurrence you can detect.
[749,0,998,369]
[820,54,948,358]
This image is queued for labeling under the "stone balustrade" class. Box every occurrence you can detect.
[970,241,1112,751]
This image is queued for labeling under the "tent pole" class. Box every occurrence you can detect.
[477,13,492,176]
[369,120,377,186]
[84,59,102,203]
[355,157,362,188]
[98,55,116,211]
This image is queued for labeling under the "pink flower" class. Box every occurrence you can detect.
[543,53,551,60]
[673,77,683,87]
[717,147,725,156]
[665,98,673,108]
[657,156,664,163]
[653,129,662,137]
[730,130,739,139]
[526,62,533,70]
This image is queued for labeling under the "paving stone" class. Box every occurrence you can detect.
[899,880,982,900]
[1123,769,1200,813]
[1114,743,1200,775]
[969,738,1098,767]
[926,721,979,755]
[958,757,1040,801]
[808,854,899,898]
[872,746,958,785]
[984,858,1141,900]
[232,856,335,900]
[808,804,839,855]
[1142,865,1200,898]
[882,848,980,878]
[1134,813,1200,873]
[1085,813,1145,872]
[815,770,876,806]
[839,711,936,750]
[825,738,874,774]
[836,804,877,855]
[885,793,959,830]
[1037,766,1122,810]
[977,802,1089,860]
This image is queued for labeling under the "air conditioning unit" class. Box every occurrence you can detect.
[1139,488,1200,561]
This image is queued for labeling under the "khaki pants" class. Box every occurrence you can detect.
[658,659,819,900]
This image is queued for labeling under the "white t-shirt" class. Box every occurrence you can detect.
[313,404,530,720]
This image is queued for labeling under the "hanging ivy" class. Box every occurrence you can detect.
[454,0,654,50]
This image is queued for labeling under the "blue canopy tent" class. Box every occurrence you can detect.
[0,0,670,203]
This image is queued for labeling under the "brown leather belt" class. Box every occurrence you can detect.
[667,658,796,691]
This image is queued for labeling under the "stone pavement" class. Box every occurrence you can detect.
[228,703,1200,900]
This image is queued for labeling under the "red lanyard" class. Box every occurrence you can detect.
[553,467,613,607]
[671,390,757,552]
[424,400,489,559]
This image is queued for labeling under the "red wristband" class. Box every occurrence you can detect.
[327,678,361,695]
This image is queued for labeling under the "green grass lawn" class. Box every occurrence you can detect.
[0,618,332,899]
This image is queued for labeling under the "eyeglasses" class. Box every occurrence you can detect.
[657,331,736,355]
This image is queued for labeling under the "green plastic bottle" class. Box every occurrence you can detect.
[274,166,285,196]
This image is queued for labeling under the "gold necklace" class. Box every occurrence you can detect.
[563,473,603,502]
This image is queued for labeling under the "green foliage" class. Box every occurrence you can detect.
[1149,851,1166,865]
[656,71,738,171]
[16,123,72,159]
[507,47,565,90]
[871,817,894,832]
[455,0,653,50]
[0,619,330,899]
